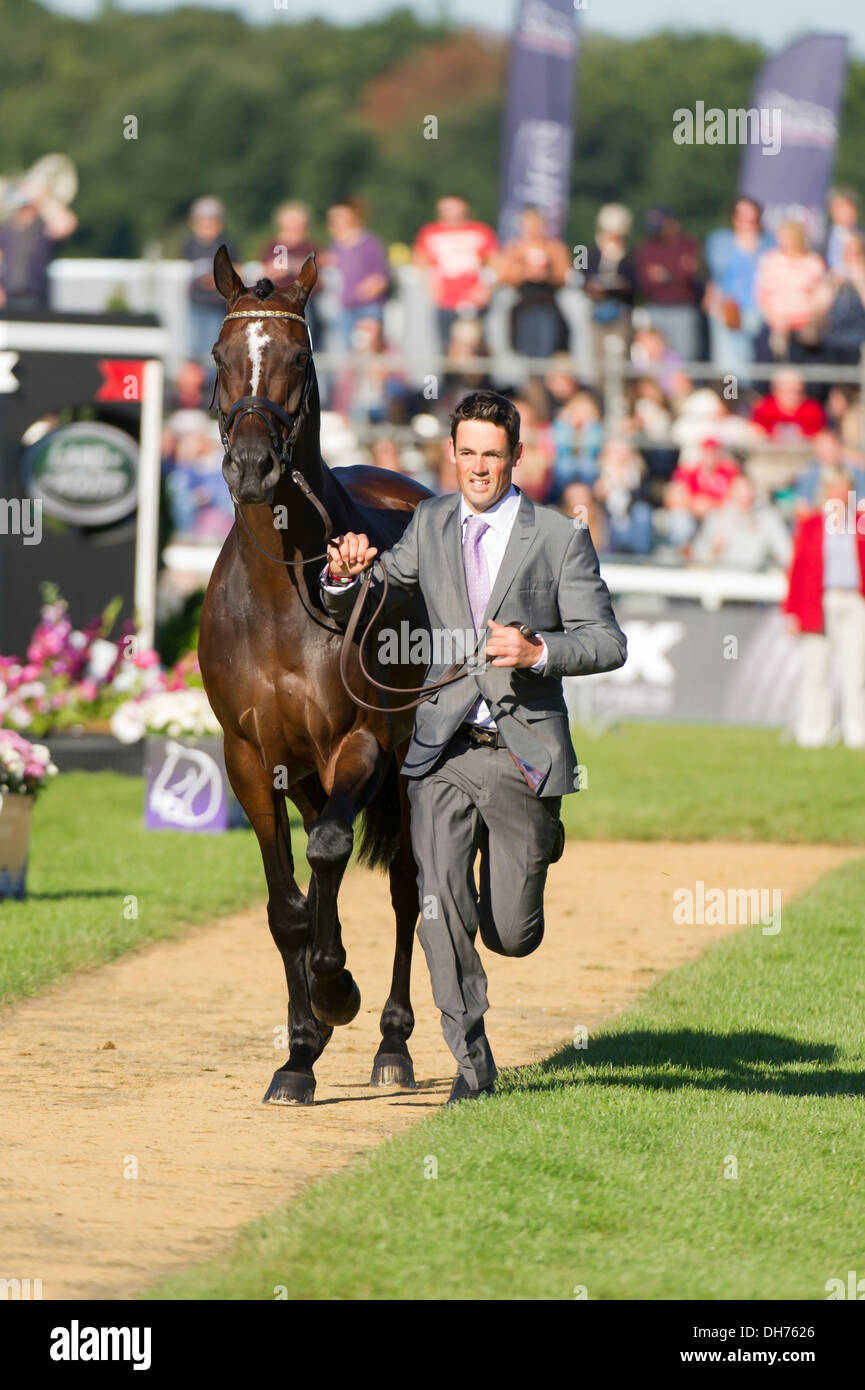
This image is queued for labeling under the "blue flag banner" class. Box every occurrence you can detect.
[738,33,848,247]
[498,0,580,245]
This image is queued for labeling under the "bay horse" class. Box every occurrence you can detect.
[198,246,430,1104]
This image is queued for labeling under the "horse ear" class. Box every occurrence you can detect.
[293,252,318,305]
[213,244,245,304]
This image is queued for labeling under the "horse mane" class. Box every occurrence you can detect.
[253,277,274,301]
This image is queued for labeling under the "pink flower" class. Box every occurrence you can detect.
[76,678,99,704]
[132,648,160,669]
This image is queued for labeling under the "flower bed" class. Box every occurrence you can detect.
[1,589,215,777]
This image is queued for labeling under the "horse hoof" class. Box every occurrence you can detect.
[370,1052,416,1088]
[262,1068,316,1106]
[311,972,361,1027]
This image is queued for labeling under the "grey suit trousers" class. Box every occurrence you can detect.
[407,728,562,1089]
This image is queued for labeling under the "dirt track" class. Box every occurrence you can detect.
[0,839,857,1301]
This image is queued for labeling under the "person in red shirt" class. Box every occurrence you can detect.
[413,195,498,350]
[750,368,826,439]
[784,465,865,747]
[633,206,702,361]
[671,438,740,517]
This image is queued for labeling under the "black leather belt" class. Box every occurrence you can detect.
[458,722,505,749]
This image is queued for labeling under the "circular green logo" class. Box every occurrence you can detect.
[22,421,138,526]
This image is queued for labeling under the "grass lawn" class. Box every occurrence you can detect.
[148,852,865,1301]
[2,722,862,1006]
[0,772,307,1005]
[564,721,865,844]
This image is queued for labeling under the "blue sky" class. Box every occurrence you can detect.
[42,0,865,55]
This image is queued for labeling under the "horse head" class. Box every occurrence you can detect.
[211,244,317,504]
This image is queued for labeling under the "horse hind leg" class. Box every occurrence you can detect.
[371,766,418,1089]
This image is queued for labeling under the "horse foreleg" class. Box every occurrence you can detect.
[305,727,386,1028]
[223,735,329,1106]
[371,761,418,1088]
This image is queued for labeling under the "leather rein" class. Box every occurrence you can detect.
[214,306,479,714]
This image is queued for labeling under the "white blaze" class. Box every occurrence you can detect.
[246,321,270,396]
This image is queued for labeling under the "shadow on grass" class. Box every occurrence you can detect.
[511,1029,864,1098]
[23,889,129,901]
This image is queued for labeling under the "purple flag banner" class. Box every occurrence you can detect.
[499,0,580,245]
[738,33,848,247]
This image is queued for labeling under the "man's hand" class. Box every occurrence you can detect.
[485,617,543,668]
[326,532,378,579]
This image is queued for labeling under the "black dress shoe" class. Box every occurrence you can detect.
[550,819,565,864]
[447,1074,495,1107]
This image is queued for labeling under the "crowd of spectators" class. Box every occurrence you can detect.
[16,182,848,572]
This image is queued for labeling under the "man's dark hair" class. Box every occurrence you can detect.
[449,391,521,455]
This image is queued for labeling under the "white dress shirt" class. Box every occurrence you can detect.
[322,483,548,730]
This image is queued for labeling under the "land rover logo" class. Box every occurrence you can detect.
[22,421,138,525]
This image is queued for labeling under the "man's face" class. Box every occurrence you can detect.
[449,419,521,513]
[831,196,858,229]
[438,197,467,225]
[193,215,223,242]
[278,210,307,244]
[732,201,760,233]
[815,431,842,467]
[327,205,355,239]
[774,372,804,410]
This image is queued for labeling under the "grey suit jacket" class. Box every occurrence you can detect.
[321,487,627,796]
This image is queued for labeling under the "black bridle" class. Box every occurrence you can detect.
[212,307,315,473]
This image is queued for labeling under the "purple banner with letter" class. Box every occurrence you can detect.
[144,737,245,832]
[738,34,848,247]
[498,0,580,245]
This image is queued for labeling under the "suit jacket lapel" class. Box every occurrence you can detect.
[481,488,539,629]
[442,493,475,633]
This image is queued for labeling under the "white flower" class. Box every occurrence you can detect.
[87,638,119,682]
[110,703,146,744]
[110,688,219,743]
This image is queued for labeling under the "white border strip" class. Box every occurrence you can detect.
[0,319,169,356]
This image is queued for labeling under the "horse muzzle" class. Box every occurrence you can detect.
[223,446,282,504]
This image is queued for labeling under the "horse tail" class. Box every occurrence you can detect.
[357,754,402,872]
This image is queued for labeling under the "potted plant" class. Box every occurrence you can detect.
[0,731,57,900]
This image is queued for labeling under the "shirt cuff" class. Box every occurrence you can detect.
[529,638,548,673]
[320,562,360,593]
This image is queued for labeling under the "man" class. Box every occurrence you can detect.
[0,180,77,313]
[751,368,826,440]
[324,199,390,350]
[182,196,240,363]
[321,391,627,1104]
[413,196,498,351]
[825,187,861,276]
[633,206,702,361]
[259,200,321,344]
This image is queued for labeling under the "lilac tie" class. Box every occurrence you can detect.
[463,515,491,632]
